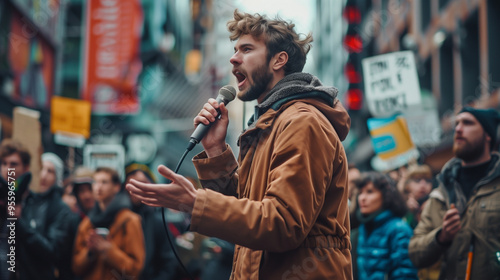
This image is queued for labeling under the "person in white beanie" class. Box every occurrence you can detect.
[40,152,64,191]
[16,151,77,280]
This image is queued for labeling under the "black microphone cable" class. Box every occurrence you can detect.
[160,148,195,280]
[159,85,236,280]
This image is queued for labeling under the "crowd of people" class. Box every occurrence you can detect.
[0,138,231,280]
[0,8,499,280]
[348,107,500,280]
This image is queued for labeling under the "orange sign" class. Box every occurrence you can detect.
[82,0,143,114]
[50,96,91,138]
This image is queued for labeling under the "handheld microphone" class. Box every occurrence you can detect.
[186,85,236,151]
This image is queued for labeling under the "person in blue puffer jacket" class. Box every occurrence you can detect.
[351,171,418,280]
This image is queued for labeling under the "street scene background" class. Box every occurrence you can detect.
[0,0,499,279]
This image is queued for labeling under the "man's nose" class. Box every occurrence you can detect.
[230,52,241,65]
[455,122,464,133]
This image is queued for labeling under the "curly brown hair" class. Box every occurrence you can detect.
[227,9,313,75]
[355,171,408,218]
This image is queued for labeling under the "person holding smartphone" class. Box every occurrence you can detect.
[72,166,145,280]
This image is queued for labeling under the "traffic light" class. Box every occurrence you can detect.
[345,88,363,111]
[343,0,364,111]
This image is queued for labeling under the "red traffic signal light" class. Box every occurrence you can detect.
[343,6,361,24]
[344,34,363,53]
[345,62,362,83]
[345,88,363,111]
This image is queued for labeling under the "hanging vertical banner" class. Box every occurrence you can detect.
[82,0,143,115]
[368,115,419,171]
[8,9,55,109]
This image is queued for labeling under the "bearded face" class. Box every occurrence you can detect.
[453,112,491,163]
[238,63,273,102]
[453,131,487,162]
[231,34,274,103]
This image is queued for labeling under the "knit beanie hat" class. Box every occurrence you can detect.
[41,152,64,187]
[125,162,156,183]
[459,107,500,148]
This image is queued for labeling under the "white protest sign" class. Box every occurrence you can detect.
[362,51,421,117]
[83,144,125,180]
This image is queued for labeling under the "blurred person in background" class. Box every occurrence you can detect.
[409,107,500,279]
[402,164,433,229]
[70,166,96,219]
[351,171,418,280]
[62,166,97,280]
[401,164,439,280]
[62,177,79,214]
[348,163,361,229]
[348,163,361,211]
[386,165,408,186]
[39,153,64,192]
[16,152,75,280]
[124,162,177,280]
[72,167,145,280]
[0,139,32,280]
[0,139,31,190]
[200,237,235,280]
[62,166,98,280]
[127,9,352,280]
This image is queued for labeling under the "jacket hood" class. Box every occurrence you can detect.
[251,72,350,140]
[438,152,500,187]
[88,191,132,228]
[434,152,500,210]
[259,72,338,109]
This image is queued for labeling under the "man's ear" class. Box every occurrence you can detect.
[271,51,288,71]
[485,133,492,148]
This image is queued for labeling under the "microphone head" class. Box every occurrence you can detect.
[219,85,236,102]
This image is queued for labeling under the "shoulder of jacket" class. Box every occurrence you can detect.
[276,101,330,127]
[115,209,141,224]
[382,216,411,232]
[77,216,92,231]
[278,101,317,115]
[428,188,446,202]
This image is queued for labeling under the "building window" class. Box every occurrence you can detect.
[461,12,480,105]
[488,0,500,94]
[419,58,432,92]
[420,0,431,33]
[439,35,454,115]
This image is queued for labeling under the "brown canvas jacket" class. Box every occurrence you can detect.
[72,209,145,280]
[191,98,352,279]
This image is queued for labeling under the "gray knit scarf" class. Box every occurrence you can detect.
[248,72,338,126]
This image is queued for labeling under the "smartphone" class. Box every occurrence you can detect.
[95,227,109,238]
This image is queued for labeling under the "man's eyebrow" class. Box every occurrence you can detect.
[234,43,254,51]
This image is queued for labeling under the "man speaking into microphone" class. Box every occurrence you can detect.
[127,9,352,280]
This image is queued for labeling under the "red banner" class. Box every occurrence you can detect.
[82,0,143,114]
[8,9,55,109]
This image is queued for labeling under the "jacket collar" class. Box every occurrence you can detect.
[88,191,131,228]
[247,72,337,126]
[434,152,500,210]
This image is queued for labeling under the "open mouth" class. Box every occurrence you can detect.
[233,71,247,88]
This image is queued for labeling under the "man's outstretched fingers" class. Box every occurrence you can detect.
[128,179,158,193]
[126,187,150,202]
[160,166,195,188]
[157,165,184,183]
